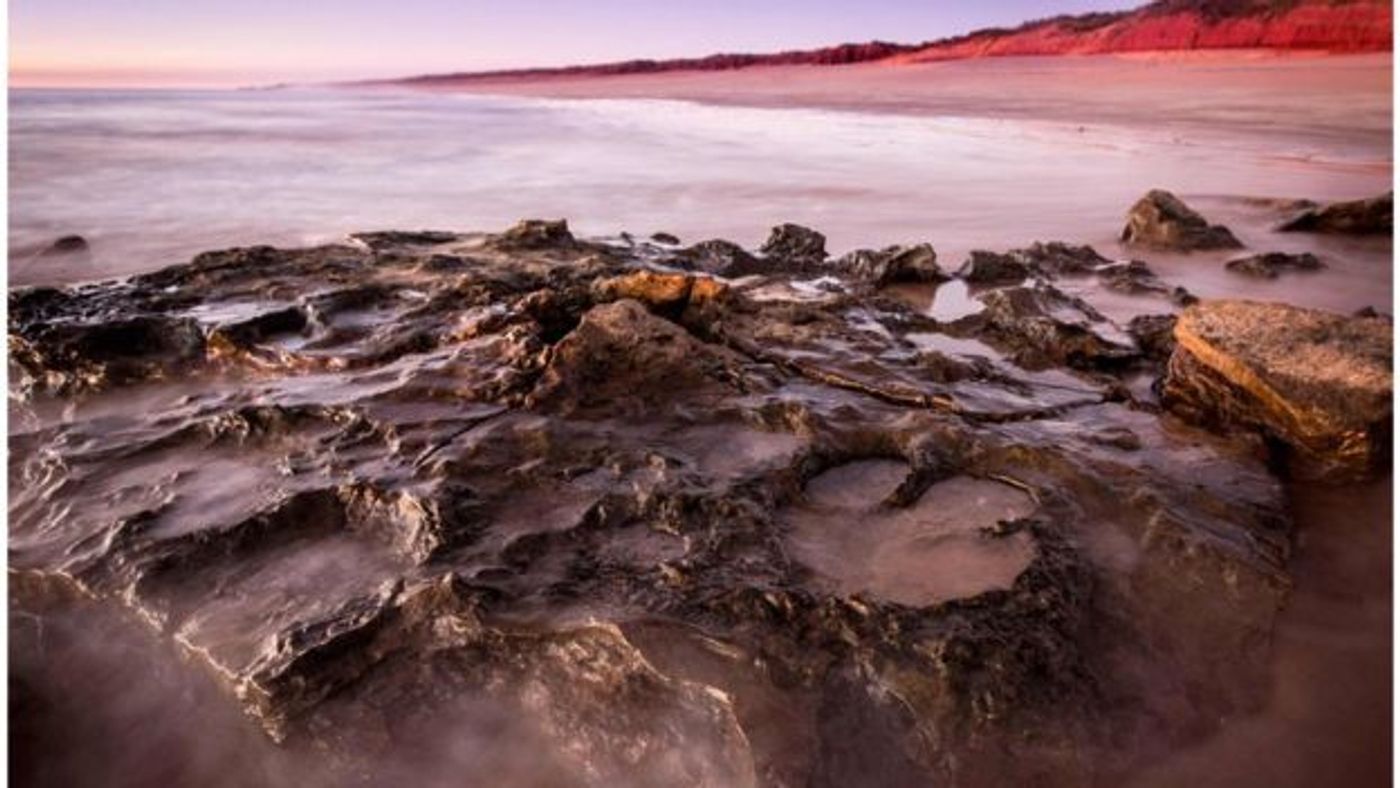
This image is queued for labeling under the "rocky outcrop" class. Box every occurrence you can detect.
[760,223,829,264]
[1278,192,1393,236]
[494,218,576,250]
[1225,251,1325,279]
[1121,190,1243,252]
[974,283,1139,370]
[673,238,761,277]
[837,243,945,286]
[10,221,1296,787]
[959,250,1031,285]
[1163,300,1392,480]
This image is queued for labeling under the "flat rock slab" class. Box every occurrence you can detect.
[1165,300,1392,480]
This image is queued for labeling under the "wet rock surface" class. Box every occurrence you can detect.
[1164,300,1393,481]
[1225,252,1325,280]
[1279,191,1393,236]
[10,222,1303,786]
[1121,189,1244,251]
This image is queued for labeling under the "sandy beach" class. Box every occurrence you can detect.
[400,52,1393,158]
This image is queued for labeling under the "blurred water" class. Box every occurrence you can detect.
[9,72,1392,293]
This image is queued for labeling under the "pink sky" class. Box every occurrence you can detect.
[11,0,1139,88]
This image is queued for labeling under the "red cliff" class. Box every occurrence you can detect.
[382,0,1391,87]
[888,0,1392,63]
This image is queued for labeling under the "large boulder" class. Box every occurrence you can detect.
[1279,192,1392,236]
[1163,300,1392,480]
[1121,190,1243,252]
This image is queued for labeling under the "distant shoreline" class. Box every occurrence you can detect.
[358,0,1391,89]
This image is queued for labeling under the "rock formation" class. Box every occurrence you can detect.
[1278,191,1393,236]
[1224,251,1325,279]
[9,221,1323,786]
[1163,300,1392,480]
[1122,190,1243,251]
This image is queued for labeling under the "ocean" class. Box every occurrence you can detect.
[9,60,1392,314]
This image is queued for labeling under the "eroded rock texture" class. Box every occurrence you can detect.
[1279,191,1393,236]
[11,221,1299,786]
[1121,189,1243,251]
[1163,300,1392,482]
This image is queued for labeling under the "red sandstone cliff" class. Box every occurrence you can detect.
[382,0,1391,86]
[888,0,1392,63]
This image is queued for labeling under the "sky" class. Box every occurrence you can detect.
[11,0,1141,88]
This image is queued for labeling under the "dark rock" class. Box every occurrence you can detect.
[760,223,828,262]
[1224,252,1325,279]
[838,244,945,286]
[1018,242,1112,275]
[1121,190,1243,251]
[1279,192,1392,236]
[958,250,1030,285]
[975,284,1138,369]
[495,219,576,249]
[1171,287,1199,307]
[1127,314,1178,360]
[350,230,460,251]
[10,314,206,393]
[1097,260,1164,294]
[39,235,89,257]
[528,299,740,415]
[650,232,681,246]
[1163,300,1392,481]
[673,239,761,278]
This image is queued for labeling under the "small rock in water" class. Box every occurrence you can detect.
[1163,300,1393,481]
[39,234,89,257]
[1121,190,1243,251]
[1278,191,1392,236]
[1224,252,1325,279]
[760,223,828,262]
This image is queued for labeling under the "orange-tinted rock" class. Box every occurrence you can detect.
[1163,300,1392,480]
[1122,190,1243,252]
